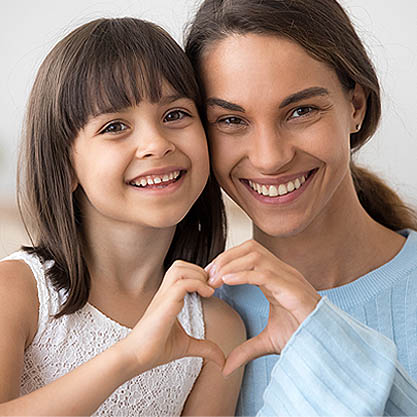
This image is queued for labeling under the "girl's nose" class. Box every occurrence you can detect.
[135,130,176,159]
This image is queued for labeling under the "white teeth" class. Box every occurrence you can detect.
[269,185,278,197]
[278,184,287,196]
[294,178,301,189]
[249,173,309,197]
[131,170,182,188]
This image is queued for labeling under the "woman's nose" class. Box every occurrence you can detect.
[248,126,295,173]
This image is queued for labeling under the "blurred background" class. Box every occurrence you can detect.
[1,0,416,258]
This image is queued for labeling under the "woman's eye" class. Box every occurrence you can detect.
[217,116,247,128]
[100,121,128,134]
[289,106,316,119]
[163,110,190,123]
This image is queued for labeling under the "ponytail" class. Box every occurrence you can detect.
[351,162,417,231]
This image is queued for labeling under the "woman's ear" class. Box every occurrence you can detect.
[350,83,367,133]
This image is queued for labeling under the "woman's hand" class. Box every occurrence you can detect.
[205,240,321,376]
[117,260,225,379]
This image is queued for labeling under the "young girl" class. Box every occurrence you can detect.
[186,0,417,415]
[0,17,245,416]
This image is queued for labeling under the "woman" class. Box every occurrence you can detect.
[185,0,417,415]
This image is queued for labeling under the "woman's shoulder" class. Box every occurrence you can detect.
[202,295,246,355]
[0,252,39,347]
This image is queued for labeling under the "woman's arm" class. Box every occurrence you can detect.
[182,296,246,416]
[260,298,417,416]
[207,240,417,416]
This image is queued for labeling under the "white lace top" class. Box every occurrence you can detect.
[3,250,204,416]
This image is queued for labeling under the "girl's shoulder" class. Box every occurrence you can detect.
[201,295,246,356]
[0,251,40,348]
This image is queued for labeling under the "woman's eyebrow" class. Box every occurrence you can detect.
[206,97,245,112]
[279,87,329,108]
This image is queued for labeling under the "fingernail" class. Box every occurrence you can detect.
[204,262,213,272]
[208,275,217,285]
[222,274,235,283]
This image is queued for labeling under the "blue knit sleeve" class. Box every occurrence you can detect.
[257,297,417,416]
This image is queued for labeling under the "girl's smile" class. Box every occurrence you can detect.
[72,85,210,230]
[127,167,185,194]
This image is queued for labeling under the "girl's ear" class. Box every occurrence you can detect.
[71,179,79,193]
[70,166,79,193]
[350,83,367,134]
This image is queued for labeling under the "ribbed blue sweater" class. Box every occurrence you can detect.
[218,230,417,416]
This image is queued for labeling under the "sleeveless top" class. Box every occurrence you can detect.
[3,250,204,416]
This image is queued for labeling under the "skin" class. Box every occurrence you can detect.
[200,34,405,375]
[0,84,245,415]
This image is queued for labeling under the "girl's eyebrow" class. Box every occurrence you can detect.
[159,94,190,106]
[92,95,191,118]
[279,87,329,108]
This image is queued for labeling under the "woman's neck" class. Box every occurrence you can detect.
[254,179,406,291]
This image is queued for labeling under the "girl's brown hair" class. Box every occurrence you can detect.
[18,17,226,317]
[185,0,417,231]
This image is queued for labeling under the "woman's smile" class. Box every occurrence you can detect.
[201,34,364,237]
[241,168,317,204]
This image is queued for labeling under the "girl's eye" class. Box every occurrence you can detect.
[163,110,190,123]
[100,121,128,134]
[289,106,316,119]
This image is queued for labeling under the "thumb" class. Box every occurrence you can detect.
[223,333,274,376]
[186,337,226,369]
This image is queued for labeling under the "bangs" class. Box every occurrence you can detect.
[58,18,200,134]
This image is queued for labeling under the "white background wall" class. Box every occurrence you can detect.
[0,0,416,253]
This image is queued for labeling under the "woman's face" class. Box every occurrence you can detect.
[201,34,366,238]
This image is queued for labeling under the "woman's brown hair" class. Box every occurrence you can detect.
[185,0,417,231]
[18,17,226,317]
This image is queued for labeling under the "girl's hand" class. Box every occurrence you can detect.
[205,240,321,376]
[118,260,225,379]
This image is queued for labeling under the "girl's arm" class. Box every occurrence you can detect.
[0,259,224,416]
[181,296,246,416]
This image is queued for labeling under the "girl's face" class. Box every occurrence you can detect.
[71,83,209,231]
[201,34,366,238]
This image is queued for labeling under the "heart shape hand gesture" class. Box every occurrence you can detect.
[116,260,226,379]
[205,239,321,376]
